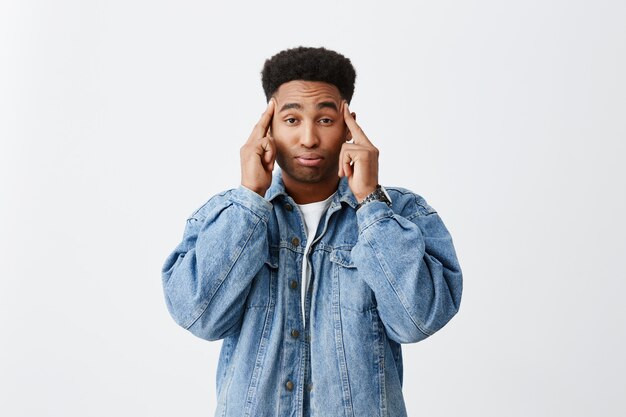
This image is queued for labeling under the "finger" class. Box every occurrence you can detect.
[340,148,354,178]
[343,156,353,178]
[262,135,275,166]
[342,101,371,145]
[250,98,275,141]
[338,143,349,177]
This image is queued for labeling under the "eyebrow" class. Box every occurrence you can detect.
[279,101,338,112]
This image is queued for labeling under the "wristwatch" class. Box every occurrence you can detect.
[356,185,392,210]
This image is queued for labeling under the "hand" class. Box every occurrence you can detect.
[338,101,379,202]
[240,99,276,197]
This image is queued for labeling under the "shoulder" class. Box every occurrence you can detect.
[188,186,274,223]
[383,185,438,219]
[186,189,235,222]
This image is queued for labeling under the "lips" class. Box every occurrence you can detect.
[295,153,324,167]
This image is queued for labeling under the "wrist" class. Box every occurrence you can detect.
[354,186,378,203]
[240,182,267,197]
[355,185,392,210]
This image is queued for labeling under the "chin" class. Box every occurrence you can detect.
[281,165,326,184]
[289,171,325,184]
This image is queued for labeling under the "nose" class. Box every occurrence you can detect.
[300,121,319,148]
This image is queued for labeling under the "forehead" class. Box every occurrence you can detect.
[274,80,342,109]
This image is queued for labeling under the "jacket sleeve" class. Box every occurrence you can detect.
[161,186,273,341]
[351,192,463,344]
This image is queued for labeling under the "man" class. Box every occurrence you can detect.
[162,46,463,417]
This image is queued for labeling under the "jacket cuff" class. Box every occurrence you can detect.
[356,200,395,233]
[230,185,273,222]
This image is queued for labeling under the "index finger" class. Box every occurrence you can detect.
[342,101,370,145]
[251,98,275,140]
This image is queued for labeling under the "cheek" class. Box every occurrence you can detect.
[324,127,347,149]
[271,121,294,142]
[270,130,291,160]
[272,137,287,158]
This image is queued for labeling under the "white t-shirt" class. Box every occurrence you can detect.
[297,193,335,326]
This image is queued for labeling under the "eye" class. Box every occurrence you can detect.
[285,117,298,125]
[319,118,333,125]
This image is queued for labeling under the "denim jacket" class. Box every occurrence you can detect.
[161,172,463,417]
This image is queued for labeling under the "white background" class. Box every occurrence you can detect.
[2,1,625,416]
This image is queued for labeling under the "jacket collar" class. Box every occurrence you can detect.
[265,169,358,209]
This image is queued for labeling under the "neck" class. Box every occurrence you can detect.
[282,175,339,205]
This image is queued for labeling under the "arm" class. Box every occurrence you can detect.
[162,99,277,341]
[338,101,462,343]
[352,196,463,343]
[161,187,272,341]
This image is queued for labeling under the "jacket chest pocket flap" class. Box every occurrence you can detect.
[330,249,376,312]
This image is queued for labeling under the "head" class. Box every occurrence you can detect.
[260,47,357,199]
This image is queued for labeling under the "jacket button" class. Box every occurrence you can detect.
[291,237,300,246]
[285,380,294,391]
[285,203,293,212]
[290,329,300,338]
[289,280,298,289]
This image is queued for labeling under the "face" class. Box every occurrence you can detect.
[270,80,350,190]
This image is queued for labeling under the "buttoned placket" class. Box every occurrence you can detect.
[264,183,360,416]
[280,195,345,415]
[281,197,308,415]
[301,199,343,413]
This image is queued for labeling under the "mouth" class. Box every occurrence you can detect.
[295,153,324,167]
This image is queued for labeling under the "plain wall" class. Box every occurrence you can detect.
[1,0,625,415]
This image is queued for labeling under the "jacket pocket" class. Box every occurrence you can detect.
[330,249,376,312]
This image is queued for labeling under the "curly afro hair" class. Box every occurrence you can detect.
[261,46,357,104]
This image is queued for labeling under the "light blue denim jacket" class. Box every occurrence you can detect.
[162,172,463,417]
